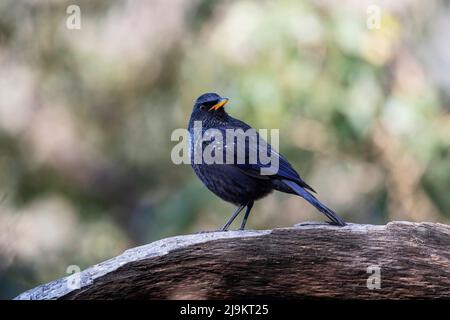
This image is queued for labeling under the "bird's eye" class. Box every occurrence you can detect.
[200,105,207,111]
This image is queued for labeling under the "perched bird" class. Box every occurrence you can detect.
[188,92,346,231]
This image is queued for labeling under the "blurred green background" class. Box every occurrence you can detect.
[1,0,450,299]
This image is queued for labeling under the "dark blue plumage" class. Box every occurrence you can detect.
[188,92,346,230]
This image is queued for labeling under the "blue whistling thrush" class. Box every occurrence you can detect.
[188,92,346,231]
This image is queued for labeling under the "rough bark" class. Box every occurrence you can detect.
[15,221,450,300]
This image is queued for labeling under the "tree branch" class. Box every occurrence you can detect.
[15,221,450,299]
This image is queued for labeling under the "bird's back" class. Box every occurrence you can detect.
[189,113,315,205]
[189,115,274,205]
[218,115,316,193]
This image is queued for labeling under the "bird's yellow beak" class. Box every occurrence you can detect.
[209,98,229,111]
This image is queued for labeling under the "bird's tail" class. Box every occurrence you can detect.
[282,179,346,226]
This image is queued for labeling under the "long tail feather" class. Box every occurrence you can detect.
[282,179,346,226]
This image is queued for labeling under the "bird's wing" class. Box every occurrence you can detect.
[227,126,316,193]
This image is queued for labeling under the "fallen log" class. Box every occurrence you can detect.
[15,221,450,299]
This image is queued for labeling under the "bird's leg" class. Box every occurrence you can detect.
[239,201,254,230]
[221,204,246,231]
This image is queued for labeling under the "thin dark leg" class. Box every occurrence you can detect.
[221,204,246,231]
[239,201,254,230]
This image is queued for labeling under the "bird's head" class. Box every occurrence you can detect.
[190,92,229,123]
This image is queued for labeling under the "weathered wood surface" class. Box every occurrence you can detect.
[15,221,450,300]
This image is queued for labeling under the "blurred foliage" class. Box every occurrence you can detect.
[1,0,450,299]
